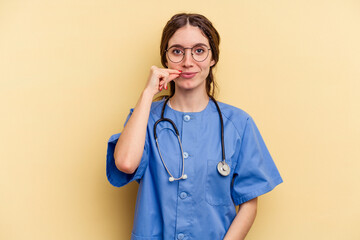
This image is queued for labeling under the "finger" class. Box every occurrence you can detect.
[159,79,166,86]
[162,76,177,90]
[159,72,179,85]
[158,71,180,80]
[157,71,169,79]
[165,68,182,74]
[167,73,180,82]
[151,65,181,74]
[159,76,172,88]
[159,79,167,91]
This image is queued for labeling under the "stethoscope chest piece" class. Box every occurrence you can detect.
[217,161,231,176]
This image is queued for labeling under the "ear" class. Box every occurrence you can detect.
[210,59,216,67]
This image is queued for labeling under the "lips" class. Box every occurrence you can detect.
[180,72,197,79]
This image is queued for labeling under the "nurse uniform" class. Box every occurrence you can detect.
[106,98,283,240]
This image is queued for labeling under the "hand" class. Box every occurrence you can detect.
[145,66,181,96]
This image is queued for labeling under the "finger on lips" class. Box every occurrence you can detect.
[167,69,182,74]
[169,74,180,81]
[156,68,181,91]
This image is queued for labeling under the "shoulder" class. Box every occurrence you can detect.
[148,99,165,121]
[151,99,165,111]
[125,99,164,121]
[216,101,253,136]
[217,101,251,120]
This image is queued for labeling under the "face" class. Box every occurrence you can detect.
[166,24,215,92]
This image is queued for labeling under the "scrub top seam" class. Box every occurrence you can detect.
[149,101,164,123]
[221,112,250,171]
[221,111,249,141]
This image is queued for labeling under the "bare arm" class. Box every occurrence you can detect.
[113,66,181,174]
[223,197,258,240]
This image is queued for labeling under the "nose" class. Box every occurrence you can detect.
[182,48,194,67]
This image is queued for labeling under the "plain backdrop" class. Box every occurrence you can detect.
[1,0,359,239]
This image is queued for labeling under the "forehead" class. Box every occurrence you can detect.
[168,24,210,47]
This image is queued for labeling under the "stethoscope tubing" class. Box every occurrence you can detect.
[153,97,228,181]
[210,96,226,163]
[154,117,186,181]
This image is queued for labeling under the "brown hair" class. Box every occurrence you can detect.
[160,13,221,98]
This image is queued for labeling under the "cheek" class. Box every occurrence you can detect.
[200,61,212,72]
[166,55,182,69]
[167,61,180,69]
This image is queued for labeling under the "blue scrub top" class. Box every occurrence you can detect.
[106,99,283,240]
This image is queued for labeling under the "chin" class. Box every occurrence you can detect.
[175,78,204,91]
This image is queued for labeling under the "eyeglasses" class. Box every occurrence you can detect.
[166,44,211,63]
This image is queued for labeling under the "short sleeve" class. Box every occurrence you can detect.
[106,109,149,187]
[231,116,283,205]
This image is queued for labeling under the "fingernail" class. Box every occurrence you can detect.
[159,86,162,90]
[178,70,182,72]
[165,85,168,90]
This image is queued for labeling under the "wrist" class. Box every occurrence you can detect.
[141,88,155,101]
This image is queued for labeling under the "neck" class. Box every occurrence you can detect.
[170,88,209,112]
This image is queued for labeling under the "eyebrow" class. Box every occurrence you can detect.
[168,43,209,49]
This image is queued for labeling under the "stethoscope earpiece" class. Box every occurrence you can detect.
[169,174,187,182]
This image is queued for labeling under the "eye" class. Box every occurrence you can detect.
[171,48,184,55]
[194,46,206,55]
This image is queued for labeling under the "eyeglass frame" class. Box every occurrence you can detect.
[165,44,212,63]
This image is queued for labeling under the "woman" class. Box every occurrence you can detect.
[106,13,283,240]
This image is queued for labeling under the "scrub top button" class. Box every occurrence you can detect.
[179,192,188,199]
[177,233,185,240]
[183,152,189,159]
[183,115,191,122]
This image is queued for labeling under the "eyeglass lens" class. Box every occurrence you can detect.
[167,45,210,63]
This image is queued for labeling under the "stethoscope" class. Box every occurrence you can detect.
[153,97,230,182]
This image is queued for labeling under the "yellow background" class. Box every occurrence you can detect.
[1,0,359,239]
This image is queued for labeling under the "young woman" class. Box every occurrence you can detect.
[106,13,283,240]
